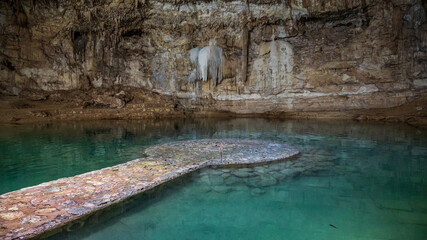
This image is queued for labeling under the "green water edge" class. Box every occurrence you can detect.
[1,118,426,239]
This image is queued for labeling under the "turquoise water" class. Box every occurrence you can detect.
[0,119,216,194]
[1,119,426,239]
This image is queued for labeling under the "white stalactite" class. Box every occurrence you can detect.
[198,46,210,82]
[189,41,223,87]
[209,44,223,86]
[189,47,200,84]
[189,47,199,66]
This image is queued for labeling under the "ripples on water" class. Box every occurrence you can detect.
[0,119,426,239]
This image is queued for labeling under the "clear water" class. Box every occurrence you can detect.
[1,119,426,239]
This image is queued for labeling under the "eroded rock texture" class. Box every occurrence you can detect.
[0,0,426,115]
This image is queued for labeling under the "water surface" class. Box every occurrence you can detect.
[1,119,426,239]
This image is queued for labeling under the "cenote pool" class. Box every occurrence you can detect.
[1,119,426,239]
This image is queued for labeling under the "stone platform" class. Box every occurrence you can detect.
[0,139,299,239]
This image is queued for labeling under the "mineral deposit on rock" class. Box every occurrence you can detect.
[0,0,425,124]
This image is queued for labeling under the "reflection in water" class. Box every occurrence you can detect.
[1,119,427,239]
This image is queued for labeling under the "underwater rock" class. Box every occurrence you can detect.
[245,176,262,187]
[254,166,267,174]
[198,175,211,185]
[199,185,212,193]
[222,173,231,179]
[268,163,285,171]
[208,174,225,186]
[270,171,289,181]
[280,168,297,175]
[259,175,278,187]
[208,169,224,175]
[233,171,251,178]
[224,176,244,186]
[211,186,231,194]
[251,188,266,196]
[232,168,254,178]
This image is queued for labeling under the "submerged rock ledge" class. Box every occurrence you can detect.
[0,139,298,239]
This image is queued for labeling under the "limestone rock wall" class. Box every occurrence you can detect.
[0,0,426,114]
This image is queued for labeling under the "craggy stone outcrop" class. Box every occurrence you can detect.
[0,0,426,118]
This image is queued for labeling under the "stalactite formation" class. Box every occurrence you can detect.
[189,41,223,87]
[241,0,250,83]
[0,0,425,120]
[206,43,223,86]
[241,26,249,83]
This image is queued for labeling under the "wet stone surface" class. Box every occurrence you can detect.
[193,148,335,194]
[0,139,298,240]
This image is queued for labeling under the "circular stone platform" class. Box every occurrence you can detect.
[144,139,299,166]
[0,139,299,240]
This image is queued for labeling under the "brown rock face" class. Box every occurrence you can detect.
[93,95,125,109]
[0,0,426,116]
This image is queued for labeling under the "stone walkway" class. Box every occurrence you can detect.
[0,139,298,239]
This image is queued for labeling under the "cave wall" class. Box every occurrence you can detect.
[0,0,426,114]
